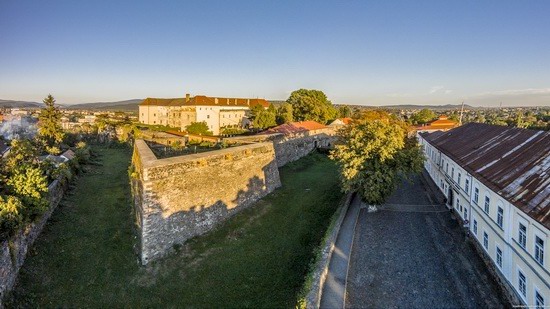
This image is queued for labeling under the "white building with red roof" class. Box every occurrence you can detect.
[139,94,269,135]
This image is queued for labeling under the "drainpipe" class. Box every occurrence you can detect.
[468,174,474,235]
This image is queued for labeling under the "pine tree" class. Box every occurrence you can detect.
[38,94,65,154]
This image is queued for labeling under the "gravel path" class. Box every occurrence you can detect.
[345,174,509,308]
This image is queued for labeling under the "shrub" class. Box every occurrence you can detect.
[0,195,24,239]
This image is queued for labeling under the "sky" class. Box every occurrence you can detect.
[1,0,549,107]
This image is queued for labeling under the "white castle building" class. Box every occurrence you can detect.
[419,123,549,307]
[138,94,269,135]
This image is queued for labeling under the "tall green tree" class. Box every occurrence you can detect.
[276,103,294,124]
[249,104,265,122]
[330,115,424,205]
[38,94,65,154]
[253,110,277,129]
[286,89,338,124]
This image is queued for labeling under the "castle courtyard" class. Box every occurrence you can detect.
[345,175,509,308]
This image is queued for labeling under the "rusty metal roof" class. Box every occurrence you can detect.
[423,123,550,229]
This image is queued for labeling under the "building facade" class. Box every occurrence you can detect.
[418,123,550,307]
[138,94,268,135]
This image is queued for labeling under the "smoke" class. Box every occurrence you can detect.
[0,116,38,140]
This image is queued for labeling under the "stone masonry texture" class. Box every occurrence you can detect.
[133,130,336,264]
[132,140,282,264]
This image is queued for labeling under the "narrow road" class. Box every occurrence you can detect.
[320,194,362,309]
[345,174,509,308]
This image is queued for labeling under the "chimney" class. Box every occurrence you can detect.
[215,98,218,104]
[185,93,190,102]
[247,99,250,105]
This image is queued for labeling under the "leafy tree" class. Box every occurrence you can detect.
[7,166,48,217]
[410,108,436,125]
[286,89,338,124]
[3,139,38,172]
[0,195,24,238]
[185,122,213,135]
[330,117,424,205]
[253,110,277,130]
[338,105,352,118]
[267,103,277,114]
[249,104,265,122]
[276,103,294,124]
[38,94,65,153]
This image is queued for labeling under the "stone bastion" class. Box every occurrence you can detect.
[131,140,282,264]
[131,129,336,264]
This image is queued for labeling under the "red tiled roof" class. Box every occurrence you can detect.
[140,96,269,108]
[415,116,458,131]
[262,121,327,135]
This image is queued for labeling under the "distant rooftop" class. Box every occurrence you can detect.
[262,121,327,135]
[140,95,269,108]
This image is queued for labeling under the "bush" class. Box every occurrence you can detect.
[0,195,24,239]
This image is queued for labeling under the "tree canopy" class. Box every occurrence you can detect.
[253,110,277,129]
[286,89,338,124]
[185,122,213,136]
[410,108,436,125]
[338,105,352,118]
[276,103,294,124]
[330,113,424,205]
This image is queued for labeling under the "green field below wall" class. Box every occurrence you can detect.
[8,145,343,308]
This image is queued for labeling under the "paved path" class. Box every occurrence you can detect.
[346,175,509,308]
[320,194,362,309]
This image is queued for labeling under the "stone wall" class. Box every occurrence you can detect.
[0,179,66,304]
[224,128,336,167]
[132,140,281,264]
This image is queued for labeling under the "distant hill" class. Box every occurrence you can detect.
[66,99,143,111]
[0,99,44,108]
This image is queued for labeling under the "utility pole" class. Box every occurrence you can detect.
[459,101,465,126]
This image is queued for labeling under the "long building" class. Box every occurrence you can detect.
[138,94,269,135]
[418,123,549,307]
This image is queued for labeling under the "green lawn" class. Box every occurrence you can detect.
[8,146,343,308]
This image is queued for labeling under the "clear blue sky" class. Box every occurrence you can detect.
[1,0,549,106]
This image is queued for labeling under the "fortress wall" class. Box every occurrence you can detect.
[132,140,281,264]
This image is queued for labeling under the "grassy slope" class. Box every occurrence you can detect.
[9,147,342,308]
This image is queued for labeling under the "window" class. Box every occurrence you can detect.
[465,178,469,193]
[496,247,502,268]
[519,223,527,249]
[518,271,526,297]
[473,220,478,235]
[207,115,210,119]
[141,113,144,116]
[536,291,545,309]
[483,232,489,250]
[456,198,460,210]
[446,162,449,173]
[153,113,156,117]
[497,207,504,228]
[474,187,479,204]
[451,167,455,178]
[484,196,490,213]
[464,207,468,220]
[458,173,461,185]
[535,236,544,265]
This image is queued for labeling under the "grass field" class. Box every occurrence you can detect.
[8,146,343,308]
